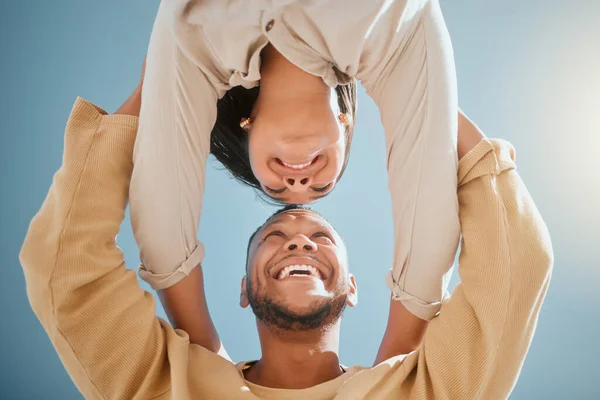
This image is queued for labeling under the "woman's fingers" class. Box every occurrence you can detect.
[140,56,147,86]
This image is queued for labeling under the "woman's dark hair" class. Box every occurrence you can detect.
[210,80,357,201]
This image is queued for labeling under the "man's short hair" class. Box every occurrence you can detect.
[245,205,328,268]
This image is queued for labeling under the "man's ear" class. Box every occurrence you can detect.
[347,274,358,307]
[240,276,249,308]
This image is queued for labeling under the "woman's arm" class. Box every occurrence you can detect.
[374,110,484,363]
[129,2,225,353]
[158,267,227,357]
[116,55,222,354]
[368,1,460,361]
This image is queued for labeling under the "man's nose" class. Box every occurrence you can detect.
[283,176,313,193]
[285,234,318,253]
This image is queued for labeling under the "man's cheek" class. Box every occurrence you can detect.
[264,243,281,261]
[255,244,279,274]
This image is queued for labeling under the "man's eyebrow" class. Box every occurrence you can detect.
[262,220,286,231]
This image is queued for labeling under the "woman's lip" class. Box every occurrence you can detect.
[280,159,313,169]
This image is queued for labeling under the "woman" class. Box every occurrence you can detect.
[131,0,460,353]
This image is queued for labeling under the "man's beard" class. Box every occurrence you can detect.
[247,280,349,332]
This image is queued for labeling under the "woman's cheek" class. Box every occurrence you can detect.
[319,145,345,184]
[249,140,276,186]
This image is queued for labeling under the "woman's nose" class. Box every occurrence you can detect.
[283,176,313,193]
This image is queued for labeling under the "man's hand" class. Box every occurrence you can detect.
[114,56,146,117]
[457,110,486,160]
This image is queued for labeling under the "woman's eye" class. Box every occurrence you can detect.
[264,186,286,195]
[312,183,332,193]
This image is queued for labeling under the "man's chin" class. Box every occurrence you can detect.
[277,298,331,319]
[271,276,329,297]
[248,292,348,332]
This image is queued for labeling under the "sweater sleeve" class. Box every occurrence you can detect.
[20,98,188,399]
[412,139,554,399]
[129,0,219,290]
[367,0,460,320]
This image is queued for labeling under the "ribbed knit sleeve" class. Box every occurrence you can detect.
[408,138,554,399]
[20,98,178,399]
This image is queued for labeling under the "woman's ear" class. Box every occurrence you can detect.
[347,274,358,307]
[239,117,252,132]
[240,276,250,308]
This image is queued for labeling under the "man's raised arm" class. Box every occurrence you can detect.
[409,112,554,399]
[19,88,182,398]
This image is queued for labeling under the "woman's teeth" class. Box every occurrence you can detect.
[281,160,312,169]
[278,265,321,279]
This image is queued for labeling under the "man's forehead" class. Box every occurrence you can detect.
[247,209,345,264]
[255,210,341,242]
[268,209,332,228]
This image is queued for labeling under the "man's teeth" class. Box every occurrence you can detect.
[278,265,321,279]
[281,160,312,169]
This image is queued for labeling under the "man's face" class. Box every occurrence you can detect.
[241,210,357,332]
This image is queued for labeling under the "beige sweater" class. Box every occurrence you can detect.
[20,98,553,399]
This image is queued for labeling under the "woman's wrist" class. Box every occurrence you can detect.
[114,85,142,117]
[457,110,485,161]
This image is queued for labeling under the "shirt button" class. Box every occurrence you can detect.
[265,20,275,32]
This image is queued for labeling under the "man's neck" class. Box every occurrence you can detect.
[245,322,344,389]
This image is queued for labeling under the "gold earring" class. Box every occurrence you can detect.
[338,113,350,127]
[240,117,252,129]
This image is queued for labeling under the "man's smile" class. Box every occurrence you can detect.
[277,265,323,280]
[269,255,331,281]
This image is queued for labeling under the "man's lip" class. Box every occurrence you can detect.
[276,275,323,283]
[269,256,331,281]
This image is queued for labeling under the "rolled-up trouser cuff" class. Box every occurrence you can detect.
[138,242,205,290]
[386,269,450,321]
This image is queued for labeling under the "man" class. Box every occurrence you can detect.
[20,72,553,399]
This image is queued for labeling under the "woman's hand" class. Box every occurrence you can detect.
[114,56,146,117]
[139,56,147,88]
[457,110,486,160]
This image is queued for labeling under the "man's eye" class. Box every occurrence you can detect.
[312,232,333,241]
[265,230,286,239]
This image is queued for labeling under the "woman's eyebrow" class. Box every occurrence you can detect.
[309,194,327,201]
